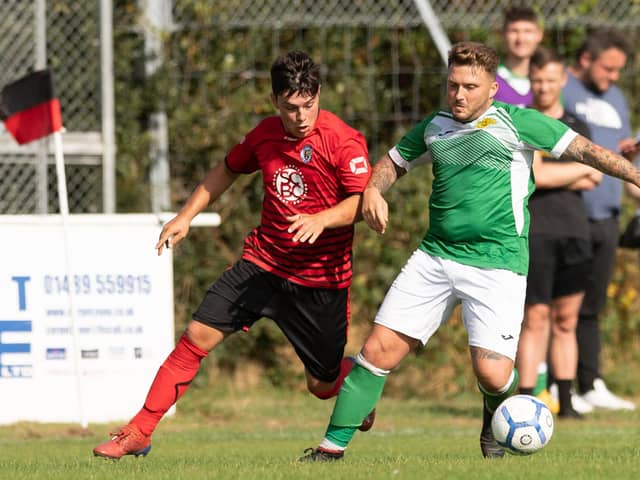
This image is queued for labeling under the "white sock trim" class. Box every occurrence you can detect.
[354,352,390,377]
[319,438,345,452]
[479,370,516,396]
[497,370,516,394]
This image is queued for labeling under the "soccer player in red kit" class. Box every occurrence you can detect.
[93,50,373,459]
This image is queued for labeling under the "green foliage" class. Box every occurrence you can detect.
[112,1,640,396]
[113,1,152,212]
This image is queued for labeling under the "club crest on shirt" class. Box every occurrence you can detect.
[273,165,308,204]
[476,117,497,129]
[300,145,313,163]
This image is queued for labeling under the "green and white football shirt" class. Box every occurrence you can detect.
[389,101,578,275]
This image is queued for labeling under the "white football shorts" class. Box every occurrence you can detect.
[374,249,525,360]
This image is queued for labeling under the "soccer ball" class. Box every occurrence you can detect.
[491,394,554,455]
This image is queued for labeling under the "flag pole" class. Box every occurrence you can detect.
[53,130,88,428]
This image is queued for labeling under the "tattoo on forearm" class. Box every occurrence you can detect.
[563,135,640,186]
[368,157,406,193]
[470,347,510,361]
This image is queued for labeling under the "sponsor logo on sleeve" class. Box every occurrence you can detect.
[349,156,369,174]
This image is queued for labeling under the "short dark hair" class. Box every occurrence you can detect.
[530,47,565,71]
[448,42,499,78]
[503,5,540,31]
[270,50,321,98]
[576,29,631,62]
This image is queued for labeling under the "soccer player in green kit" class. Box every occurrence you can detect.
[300,41,640,461]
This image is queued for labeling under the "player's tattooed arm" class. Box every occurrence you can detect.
[367,154,407,194]
[563,135,640,187]
[362,154,407,234]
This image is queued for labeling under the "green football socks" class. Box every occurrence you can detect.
[324,363,388,448]
[533,363,548,396]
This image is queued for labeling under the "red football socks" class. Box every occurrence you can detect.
[130,334,208,436]
[313,357,355,400]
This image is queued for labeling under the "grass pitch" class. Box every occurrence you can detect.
[1,387,639,480]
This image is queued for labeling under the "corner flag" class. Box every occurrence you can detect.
[0,70,63,144]
[0,69,86,426]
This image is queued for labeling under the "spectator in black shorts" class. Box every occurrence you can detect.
[516,47,601,418]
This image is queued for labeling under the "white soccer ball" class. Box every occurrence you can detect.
[491,394,554,455]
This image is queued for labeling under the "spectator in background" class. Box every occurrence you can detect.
[495,5,550,403]
[494,5,543,107]
[517,47,601,419]
[563,29,638,411]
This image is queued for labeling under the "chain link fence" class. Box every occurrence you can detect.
[174,0,640,29]
[2,1,640,214]
[166,0,640,165]
[0,0,105,214]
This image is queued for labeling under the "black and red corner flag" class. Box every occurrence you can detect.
[0,69,63,145]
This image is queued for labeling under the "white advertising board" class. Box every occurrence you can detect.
[0,214,176,425]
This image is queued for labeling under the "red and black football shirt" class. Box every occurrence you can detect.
[226,109,371,289]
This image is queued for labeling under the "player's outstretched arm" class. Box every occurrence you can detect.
[561,135,640,188]
[362,154,407,234]
[155,161,239,255]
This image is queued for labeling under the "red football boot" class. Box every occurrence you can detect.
[358,408,376,432]
[93,424,152,460]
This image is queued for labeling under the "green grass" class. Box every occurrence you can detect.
[1,387,639,480]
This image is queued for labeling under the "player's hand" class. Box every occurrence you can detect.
[586,167,603,185]
[619,137,640,161]
[156,215,191,256]
[286,213,327,244]
[362,187,388,234]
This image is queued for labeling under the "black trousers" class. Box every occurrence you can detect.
[576,216,619,393]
